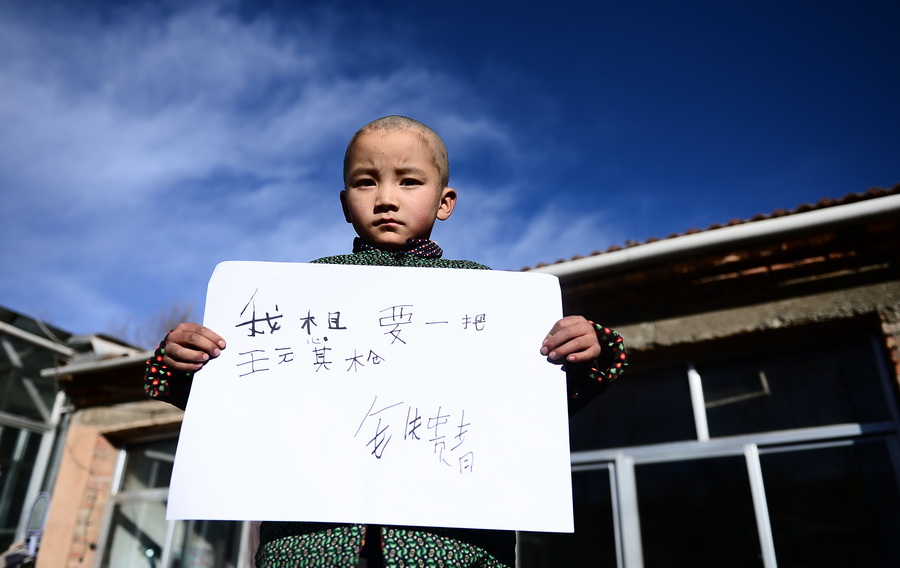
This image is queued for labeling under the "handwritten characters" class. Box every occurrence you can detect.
[379,305,413,344]
[229,290,487,378]
[356,396,475,474]
[235,289,283,337]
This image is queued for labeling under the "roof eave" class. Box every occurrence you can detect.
[528,193,900,282]
[41,351,153,379]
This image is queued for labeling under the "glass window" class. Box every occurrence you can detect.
[122,438,177,491]
[102,500,169,567]
[761,439,900,566]
[569,366,695,451]
[0,426,41,550]
[635,456,762,567]
[169,519,242,568]
[700,335,890,437]
[102,503,242,568]
[100,438,243,568]
[0,335,60,422]
[518,468,617,568]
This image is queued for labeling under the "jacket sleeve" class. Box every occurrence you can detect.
[566,323,627,416]
[144,334,194,411]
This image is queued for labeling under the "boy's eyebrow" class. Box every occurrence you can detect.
[347,166,378,179]
[347,166,430,178]
[395,167,428,177]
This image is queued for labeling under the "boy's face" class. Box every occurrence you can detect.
[341,129,455,251]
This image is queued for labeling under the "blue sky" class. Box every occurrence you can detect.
[2,0,898,344]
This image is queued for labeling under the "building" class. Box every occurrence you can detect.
[521,185,900,566]
[19,184,900,566]
[38,351,253,568]
[0,309,142,564]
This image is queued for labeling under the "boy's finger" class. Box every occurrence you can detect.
[156,323,226,372]
[162,346,211,374]
[544,315,584,335]
[171,323,227,350]
[542,321,590,353]
[562,343,602,363]
[541,330,572,356]
[166,337,219,364]
[543,320,575,344]
[165,340,214,363]
[162,356,205,373]
[546,335,599,362]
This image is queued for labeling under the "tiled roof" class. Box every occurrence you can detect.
[528,183,900,269]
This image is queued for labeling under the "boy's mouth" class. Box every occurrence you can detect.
[374,218,401,226]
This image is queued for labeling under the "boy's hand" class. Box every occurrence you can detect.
[163,323,226,372]
[541,316,600,365]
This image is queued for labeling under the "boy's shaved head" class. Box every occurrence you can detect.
[343,116,450,188]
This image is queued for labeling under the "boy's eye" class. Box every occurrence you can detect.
[354,179,376,187]
[400,178,422,186]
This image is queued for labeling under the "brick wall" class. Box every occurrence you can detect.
[37,421,115,568]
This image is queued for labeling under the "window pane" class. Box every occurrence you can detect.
[102,502,244,568]
[100,500,169,568]
[700,336,889,437]
[122,438,178,491]
[636,456,762,567]
[103,438,244,568]
[518,468,617,568]
[0,426,41,551]
[569,367,695,450]
[169,519,243,568]
[761,440,900,565]
[0,334,61,422]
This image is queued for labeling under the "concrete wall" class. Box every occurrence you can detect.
[618,280,900,355]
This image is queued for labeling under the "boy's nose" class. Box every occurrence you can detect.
[374,186,399,210]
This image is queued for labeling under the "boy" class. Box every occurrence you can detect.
[146,116,626,567]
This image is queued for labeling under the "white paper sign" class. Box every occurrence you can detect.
[167,261,573,532]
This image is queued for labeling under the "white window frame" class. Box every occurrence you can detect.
[567,332,900,568]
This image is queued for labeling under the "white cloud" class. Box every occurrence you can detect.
[0,1,618,336]
[438,180,625,271]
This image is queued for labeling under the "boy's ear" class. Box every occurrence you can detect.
[340,190,352,223]
[436,187,457,221]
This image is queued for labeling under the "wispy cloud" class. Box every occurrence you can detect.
[0,1,622,336]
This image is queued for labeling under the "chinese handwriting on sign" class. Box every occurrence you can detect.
[235,289,282,337]
[355,396,475,474]
[229,290,489,378]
